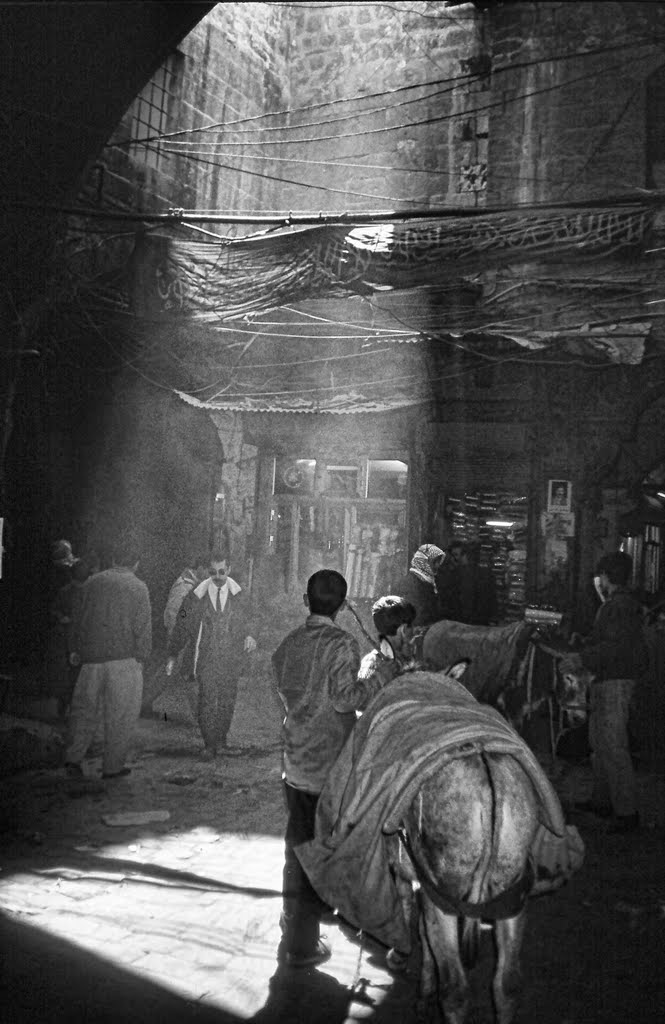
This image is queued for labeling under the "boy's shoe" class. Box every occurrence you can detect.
[102,767,131,779]
[281,937,332,968]
[607,813,639,835]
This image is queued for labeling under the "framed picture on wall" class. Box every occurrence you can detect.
[547,479,572,513]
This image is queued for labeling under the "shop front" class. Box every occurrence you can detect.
[263,454,409,602]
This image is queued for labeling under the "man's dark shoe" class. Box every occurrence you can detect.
[102,767,131,779]
[607,813,639,835]
[65,762,83,778]
[573,800,612,818]
[280,937,332,968]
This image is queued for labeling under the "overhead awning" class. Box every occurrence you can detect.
[124,199,664,394]
[132,201,654,325]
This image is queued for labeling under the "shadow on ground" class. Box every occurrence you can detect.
[0,912,241,1024]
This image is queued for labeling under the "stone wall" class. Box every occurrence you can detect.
[277,1,486,212]
[485,1,665,205]
[29,4,290,659]
[84,2,290,219]
[76,376,222,630]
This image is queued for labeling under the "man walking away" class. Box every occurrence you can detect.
[64,532,152,779]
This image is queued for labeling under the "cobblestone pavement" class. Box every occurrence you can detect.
[1,667,664,1024]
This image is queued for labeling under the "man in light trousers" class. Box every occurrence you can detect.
[64,534,152,779]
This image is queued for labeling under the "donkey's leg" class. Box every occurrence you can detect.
[492,909,527,1024]
[418,895,468,1024]
[386,834,416,973]
[386,872,415,972]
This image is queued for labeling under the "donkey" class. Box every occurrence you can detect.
[385,664,541,1024]
[298,665,558,1024]
[299,599,566,1024]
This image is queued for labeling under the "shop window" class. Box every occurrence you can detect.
[620,466,665,598]
[366,460,408,500]
[325,466,359,498]
[623,528,661,595]
[128,53,181,171]
[266,456,408,599]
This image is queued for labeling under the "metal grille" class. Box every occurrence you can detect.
[129,55,179,170]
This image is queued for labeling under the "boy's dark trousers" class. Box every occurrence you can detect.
[282,782,329,956]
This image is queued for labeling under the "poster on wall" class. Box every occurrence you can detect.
[547,479,572,513]
[541,511,575,540]
[540,511,576,575]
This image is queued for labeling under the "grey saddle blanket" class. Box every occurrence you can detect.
[297,672,565,952]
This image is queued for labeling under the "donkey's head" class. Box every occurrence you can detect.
[556,654,593,727]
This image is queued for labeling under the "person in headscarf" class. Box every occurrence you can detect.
[392,543,444,627]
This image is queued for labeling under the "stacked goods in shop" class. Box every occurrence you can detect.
[445,492,528,621]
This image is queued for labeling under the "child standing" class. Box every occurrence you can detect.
[271,569,383,967]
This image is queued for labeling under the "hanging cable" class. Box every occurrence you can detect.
[6,189,660,224]
[111,35,660,148]
[121,54,642,152]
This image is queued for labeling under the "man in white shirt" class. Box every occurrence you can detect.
[165,551,256,758]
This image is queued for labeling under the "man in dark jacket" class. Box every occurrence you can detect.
[572,551,647,833]
[435,540,464,621]
[64,534,152,779]
[165,549,256,759]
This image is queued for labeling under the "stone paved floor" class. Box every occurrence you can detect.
[0,673,415,1024]
[1,671,664,1024]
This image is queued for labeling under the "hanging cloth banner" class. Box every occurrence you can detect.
[131,204,652,322]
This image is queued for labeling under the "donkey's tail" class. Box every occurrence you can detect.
[461,752,495,968]
[460,916,480,968]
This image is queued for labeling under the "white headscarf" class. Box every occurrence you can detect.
[409,544,444,589]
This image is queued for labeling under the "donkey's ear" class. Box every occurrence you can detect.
[445,659,470,680]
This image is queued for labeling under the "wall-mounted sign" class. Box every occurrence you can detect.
[547,478,572,513]
[273,457,316,496]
